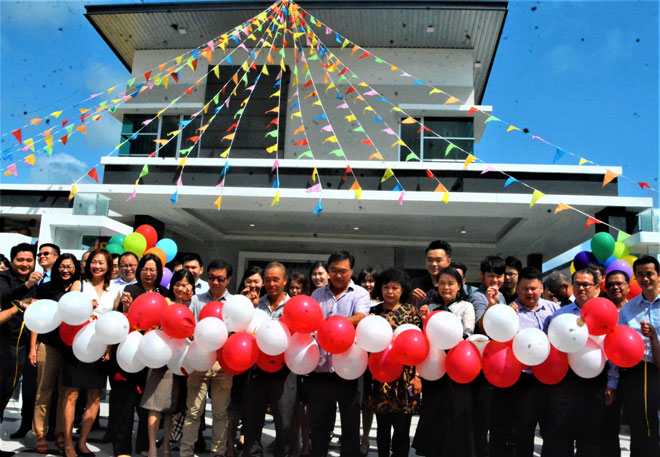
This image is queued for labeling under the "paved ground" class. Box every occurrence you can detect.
[1,393,631,456]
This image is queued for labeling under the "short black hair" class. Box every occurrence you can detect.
[39,243,61,256]
[377,268,412,304]
[240,266,263,290]
[633,255,660,275]
[480,256,505,275]
[50,253,82,285]
[328,250,355,269]
[182,252,204,267]
[588,262,606,279]
[0,254,10,270]
[119,251,139,264]
[168,269,196,301]
[11,243,36,261]
[425,240,452,257]
[207,259,233,277]
[111,253,120,261]
[518,266,542,283]
[309,261,328,278]
[605,270,630,283]
[450,261,467,276]
[572,267,598,283]
[505,256,523,273]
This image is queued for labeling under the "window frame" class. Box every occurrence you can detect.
[398,116,474,162]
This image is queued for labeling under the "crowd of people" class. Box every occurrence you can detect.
[0,239,659,457]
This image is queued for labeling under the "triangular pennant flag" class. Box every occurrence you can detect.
[177,177,183,186]
[178,157,187,168]
[602,170,620,187]
[298,150,313,159]
[504,177,519,188]
[170,191,178,205]
[359,139,375,147]
[506,125,521,133]
[484,115,500,124]
[23,154,35,166]
[402,117,417,124]
[463,154,476,169]
[381,168,394,183]
[323,136,338,144]
[398,190,405,205]
[139,164,149,178]
[11,129,22,144]
[530,190,546,208]
[312,167,318,182]
[429,88,444,95]
[585,217,601,229]
[481,166,496,174]
[638,182,651,190]
[554,203,571,214]
[271,191,280,207]
[329,149,345,157]
[578,158,593,166]
[306,183,322,193]
[369,152,384,160]
[214,196,223,210]
[553,148,566,163]
[126,188,137,202]
[68,185,77,200]
[393,183,404,192]
[444,96,460,105]
[392,140,407,148]
[3,163,17,177]
[87,168,99,183]
[426,169,435,179]
[467,107,478,116]
[434,182,447,193]
[312,200,323,215]
[405,152,420,162]
[440,191,450,204]
[617,231,631,242]
[445,144,458,157]
[272,158,280,171]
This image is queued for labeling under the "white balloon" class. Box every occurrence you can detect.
[284,333,320,375]
[356,315,393,352]
[567,338,606,378]
[194,317,228,352]
[393,323,422,338]
[222,294,255,332]
[256,320,291,355]
[23,299,61,334]
[138,330,172,368]
[425,311,463,350]
[483,305,519,342]
[185,341,216,372]
[117,331,146,373]
[58,291,93,325]
[246,309,270,333]
[417,345,447,381]
[167,338,190,376]
[468,334,490,356]
[548,313,589,353]
[332,341,368,380]
[72,321,106,363]
[94,311,130,345]
[589,334,606,349]
[512,328,551,366]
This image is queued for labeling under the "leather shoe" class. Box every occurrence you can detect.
[75,442,95,457]
[9,427,30,439]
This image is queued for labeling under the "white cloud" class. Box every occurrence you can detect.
[28,152,88,183]
[546,44,581,75]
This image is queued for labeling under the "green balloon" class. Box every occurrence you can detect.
[591,232,615,261]
[105,243,124,255]
[612,241,629,260]
[123,232,147,257]
[109,234,126,247]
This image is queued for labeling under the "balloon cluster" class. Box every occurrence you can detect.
[571,232,641,299]
[105,225,178,288]
[23,292,645,385]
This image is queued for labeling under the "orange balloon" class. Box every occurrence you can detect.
[144,247,166,267]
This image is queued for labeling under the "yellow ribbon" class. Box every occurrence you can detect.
[11,300,26,389]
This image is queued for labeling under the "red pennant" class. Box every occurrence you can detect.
[191,59,198,71]
[148,150,157,158]
[87,168,99,183]
[185,87,194,95]
[585,217,601,229]
[359,139,374,146]
[638,182,651,189]
[171,72,179,83]
[227,121,239,132]
[268,118,279,126]
[61,119,69,127]
[283,38,289,47]
[343,165,352,181]
[338,68,349,76]
[467,107,478,116]
[359,52,372,60]
[11,129,21,144]
[144,71,152,82]
[80,114,92,123]
[426,169,435,179]
[114,373,127,382]
[417,126,432,134]
[250,61,257,70]
[303,80,313,89]
[293,139,309,146]
[272,45,278,52]
[60,135,68,145]
[345,87,356,95]
[187,136,200,143]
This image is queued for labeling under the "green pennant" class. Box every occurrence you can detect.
[328,149,345,157]
[485,115,500,124]
[617,231,631,242]
[139,164,149,178]
[65,124,74,135]
[351,127,365,133]
[298,150,313,159]
[99,101,107,107]
[265,130,278,138]
[308,54,319,61]
[127,77,136,87]
[445,144,458,157]
[375,58,384,63]
[213,93,219,104]
[242,73,248,86]
[279,48,286,58]
[234,108,244,119]
[405,152,420,162]
[44,145,53,156]
[179,147,194,155]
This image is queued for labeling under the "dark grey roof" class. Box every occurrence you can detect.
[85,1,507,103]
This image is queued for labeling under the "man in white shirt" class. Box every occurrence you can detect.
[183,253,209,295]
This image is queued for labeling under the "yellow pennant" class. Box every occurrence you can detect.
[162,74,169,89]
[266,144,278,153]
[213,65,220,79]
[291,111,302,118]
[441,192,449,204]
[242,61,249,72]
[391,107,404,113]
[280,58,286,72]
[345,114,356,122]
[391,65,398,71]
[214,195,223,210]
[530,190,546,208]
[24,154,35,165]
[153,139,168,146]
[358,82,368,87]
[266,106,280,114]
[312,167,318,182]
[262,65,270,76]
[402,117,416,124]
[429,88,444,95]
[363,106,374,112]
[79,108,89,114]
[381,168,394,182]
[178,157,187,167]
[270,90,281,98]
[369,152,384,160]
[312,100,322,106]
[68,185,78,200]
[323,136,338,143]
[220,148,231,158]
[176,55,183,65]
[506,125,521,133]
[391,140,406,148]
[168,130,181,136]
[578,158,593,166]
[271,191,280,207]
[24,138,35,152]
[50,111,63,118]
[463,154,476,168]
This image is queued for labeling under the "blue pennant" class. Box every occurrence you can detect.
[191,49,199,60]
[170,191,178,205]
[313,114,328,120]
[553,148,566,164]
[1,149,13,161]
[373,116,384,122]
[392,183,404,192]
[220,162,230,176]
[272,177,280,188]
[226,55,234,67]
[312,200,323,215]
[290,102,300,111]
[503,177,519,188]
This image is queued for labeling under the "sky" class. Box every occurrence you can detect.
[0,0,658,204]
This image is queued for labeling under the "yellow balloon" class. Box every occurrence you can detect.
[570,262,576,275]
[622,255,638,278]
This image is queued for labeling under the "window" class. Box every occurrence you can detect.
[119,114,203,158]
[400,117,474,161]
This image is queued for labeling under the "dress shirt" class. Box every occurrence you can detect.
[619,291,660,364]
[39,271,51,285]
[515,298,560,333]
[112,277,137,292]
[311,280,371,373]
[468,285,506,323]
[195,279,210,295]
[189,289,231,322]
[258,293,289,319]
[0,269,37,345]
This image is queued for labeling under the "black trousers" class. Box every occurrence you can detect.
[306,372,361,457]
[0,343,25,422]
[510,373,548,457]
[621,362,660,457]
[471,373,492,457]
[109,372,148,456]
[17,346,37,430]
[490,384,517,457]
[542,371,606,457]
[600,380,623,457]
[375,412,412,457]
[242,368,298,457]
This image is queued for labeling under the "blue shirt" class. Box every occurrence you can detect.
[258,293,289,319]
[619,290,660,364]
[468,285,506,323]
[311,280,371,373]
[515,298,560,333]
[189,289,231,322]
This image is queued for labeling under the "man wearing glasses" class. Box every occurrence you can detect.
[543,267,604,457]
[37,243,60,284]
[307,250,370,457]
[180,259,234,457]
[112,252,139,291]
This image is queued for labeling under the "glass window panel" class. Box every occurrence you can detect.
[159,116,179,158]
[122,114,158,134]
[423,138,473,160]
[424,118,473,139]
[399,118,421,160]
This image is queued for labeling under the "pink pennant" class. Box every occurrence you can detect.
[289,90,299,101]
[337,103,349,109]
[21,146,30,152]
[321,125,334,132]
[225,98,231,108]
[246,85,256,91]
[401,72,412,78]
[207,40,215,50]
[398,191,405,205]
[480,166,496,175]
[364,90,378,96]
[148,83,155,90]
[142,119,153,126]
[238,43,249,52]
[306,183,322,193]
[276,69,283,81]
[531,136,545,142]
[5,163,17,177]
[258,38,265,45]
[272,158,280,171]
[217,178,225,188]
[122,96,132,101]
[90,92,102,98]
[325,26,331,34]
[301,52,307,62]
[177,177,183,186]
[126,189,137,201]
[382,128,396,135]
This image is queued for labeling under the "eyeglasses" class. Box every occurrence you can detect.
[37,252,53,257]
[208,276,228,283]
[606,282,627,288]
[504,272,519,277]
[573,282,595,289]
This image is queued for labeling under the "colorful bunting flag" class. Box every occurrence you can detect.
[214,195,223,210]
[504,177,519,188]
[3,164,17,177]
[312,200,323,215]
[530,190,546,207]
[381,168,394,182]
[87,168,99,183]
[585,217,601,229]
[68,185,77,200]
[463,154,476,169]
[271,191,280,207]
[24,154,35,166]
[602,170,620,187]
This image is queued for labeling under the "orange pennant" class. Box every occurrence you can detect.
[554,203,571,214]
[369,152,384,160]
[294,125,304,135]
[602,169,621,187]
[434,182,447,193]
[585,217,601,229]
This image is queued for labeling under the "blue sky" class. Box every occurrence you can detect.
[1,0,658,204]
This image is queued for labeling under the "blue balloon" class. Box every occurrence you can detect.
[574,251,598,270]
[603,255,617,267]
[155,238,178,264]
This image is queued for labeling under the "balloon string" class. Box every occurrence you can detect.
[644,344,650,437]
[14,322,26,389]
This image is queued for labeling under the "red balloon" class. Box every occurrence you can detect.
[217,347,243,375]
[199,301,224,321]
[445,340,482,384]
[160,303,195,339]
[221,332,259,373]
[257,351,286,373]
[532,345,568,385]
[368,344,404,383]
[59,321,89,346]
[580,297,619,335]
[282,295,323,333]
[317,315,355,354]
[603,325,645,368]
[627,280,642,301]
[127,292,168,331]
[482,341,523,388]
[392,329,429,366]
[136,224,158,249]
